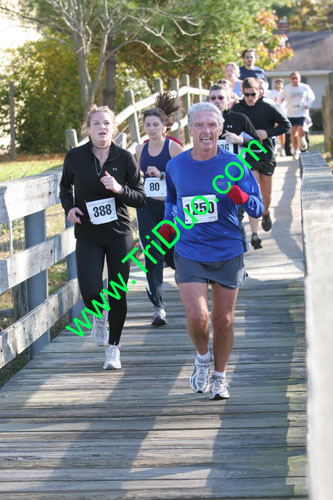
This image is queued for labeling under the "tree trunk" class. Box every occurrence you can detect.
[103,52,117,110]
[75,45,91,116]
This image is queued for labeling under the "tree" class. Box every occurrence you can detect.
[274,0,333,31]
[0,41,82,153]
[120,1,293,89]
[0,0,198,115]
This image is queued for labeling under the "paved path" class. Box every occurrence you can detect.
[0,157,307,499]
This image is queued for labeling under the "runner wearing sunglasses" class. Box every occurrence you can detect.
[232,78,291,248]
[209,83,262,251]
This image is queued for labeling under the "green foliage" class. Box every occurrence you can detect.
[120,0,293,88]
[274,0,333,31]
[0,41,82,153]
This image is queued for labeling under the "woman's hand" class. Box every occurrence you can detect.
[223,131,243,145]
[100,171,125,195]
[146,166,161,178]
[67,207,84,224]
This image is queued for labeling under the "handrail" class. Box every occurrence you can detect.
[300,150,333,500]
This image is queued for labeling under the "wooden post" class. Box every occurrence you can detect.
[24,210,50,360]
[125,89,140,145]
[154,78,163,94]
[9,81,16,161]
[171,78,180,140]
[322,72,333,156]
[182,74,191,145]
[65,129,78,150]
[194,77,203,103]
[65,217,84,323]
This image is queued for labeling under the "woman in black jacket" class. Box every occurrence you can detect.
[60,105,145,370]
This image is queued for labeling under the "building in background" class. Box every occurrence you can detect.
[267,29,333,113]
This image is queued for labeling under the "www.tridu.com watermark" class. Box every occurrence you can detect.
[66,140,266,337]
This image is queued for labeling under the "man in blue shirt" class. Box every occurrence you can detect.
[239,48,266,81]
[161,102,263,400]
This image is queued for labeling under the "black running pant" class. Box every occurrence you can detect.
[75,234,133,345]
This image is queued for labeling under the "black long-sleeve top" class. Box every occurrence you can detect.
[221,109,262,154]
[232,98,291,164]
[59,140,146,239]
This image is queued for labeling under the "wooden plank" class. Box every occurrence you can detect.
[0,279,81,368]
[0,478,307,497]
[0,170,62,223]
[0,226,75,294]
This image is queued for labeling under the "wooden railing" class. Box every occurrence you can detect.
[322,71,333,157]
[0,75,207,368]
[0,170,81,368]
[300,150,333,500]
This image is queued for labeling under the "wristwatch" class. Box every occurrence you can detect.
[160,172,165,180]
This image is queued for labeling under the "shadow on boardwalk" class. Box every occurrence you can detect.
[0,157,307,499]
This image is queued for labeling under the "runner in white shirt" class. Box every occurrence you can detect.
[280,72,315,160]
[267,79,287,156]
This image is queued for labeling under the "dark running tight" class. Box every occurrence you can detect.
[75,234,133,345]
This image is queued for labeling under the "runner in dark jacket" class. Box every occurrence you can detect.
[232,78,291,248]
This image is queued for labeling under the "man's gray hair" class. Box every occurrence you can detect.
[188,102,224,130]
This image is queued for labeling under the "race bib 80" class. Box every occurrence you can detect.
[144,177,166,197]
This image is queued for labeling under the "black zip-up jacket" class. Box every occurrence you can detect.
[232,98,291,164]
[59,140,145,239]
[220,109,262,155]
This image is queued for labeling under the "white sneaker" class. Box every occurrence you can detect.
[209,376,230,400]
[189,355,212,393]
[293,149,301,160]
[91,311,108,346]
[301,137,308,151]
[151,306,167,326]
[103,344,121,370]
[280,149,286,157]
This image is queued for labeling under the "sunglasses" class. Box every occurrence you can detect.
[292,77,299,81]
[244,92,257,97]
[210,96,225,101]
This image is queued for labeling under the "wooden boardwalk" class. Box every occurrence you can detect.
[0,157,307,499]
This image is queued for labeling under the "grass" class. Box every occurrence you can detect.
[309,132,333,170]
[309,132,325,153]
[0,153,64,182]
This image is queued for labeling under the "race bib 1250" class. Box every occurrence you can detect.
[182,194,218,224]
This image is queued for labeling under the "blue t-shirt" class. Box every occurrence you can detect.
[164,148,263,261]
[240,66,266,81]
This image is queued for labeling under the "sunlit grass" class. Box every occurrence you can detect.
[0,154,64,182]
[309,133,325,153]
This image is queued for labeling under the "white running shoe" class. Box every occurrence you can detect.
[209,376,230,400]
[91,311,108,347]
[103,344,121,370]
[189,355,212,393]
[293,149,301,160]
[151,306,167,326]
